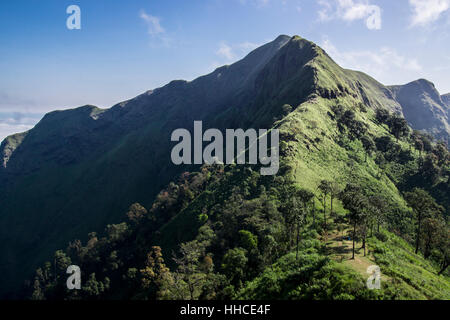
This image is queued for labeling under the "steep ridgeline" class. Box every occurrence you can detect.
[390,80,450,145]
[0,34,289,297]
[0,35,317,297]
[0,35,446,298]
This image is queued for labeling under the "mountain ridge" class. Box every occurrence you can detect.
[389,79,449,144]
[0,35,449,298]
[0,35,320,297]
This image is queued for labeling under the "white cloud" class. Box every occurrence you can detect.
[409,0,450,26]
[139,10,172,47]
[139,10,165,35]
[0,123,32,143]
[210,41,262,72]
[215,41,261,62]
[239,0,270,7]
[318,0,332,21]
[318,0,382,30]
[216,43,236,60]
[0,113,41,142]
[321,39,423,85]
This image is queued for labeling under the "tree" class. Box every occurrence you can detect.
[328,182,340,218]
[282,185,299,248]
[281,104,293,117]
[54,250,71,275]
[140,246,172,298]
[432,142,449,166]
[414,137,424,158]
[348,120,367,140]
[436,225,450,275]
[375,108,390,124]
[357,217,369,257]
[421,217,442,259]
[361,136,376,162]
[375,153,387,178]
[106,222,129,243]
[412,130,433,153]
[368,195,388,234]
[318,180,331,230]
[421,154,441,185]
[389,115,410,141]
[404,188,443,254]
[340,184,368,259]
[221,248,248,289]
[238,230,258,253]
[31,278,45,300]
[67,239,83,265]
[83,273,110,298]
[126,203,148,225]
[375,135,394,153]
[172,240,207,300]
[294,189,315,260]
[360,196,386,256]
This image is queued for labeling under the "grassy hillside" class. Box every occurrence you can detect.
[0,35,296,297]
[368,230,449,299]
[2,35,449,300]
[27,36,449,300]
[238,230,449,300]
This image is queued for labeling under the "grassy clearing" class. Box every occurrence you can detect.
[326,230,390,283]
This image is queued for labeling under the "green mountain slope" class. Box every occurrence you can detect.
[238,230,449,300]
[1,35,449,299]
[0,34,293,298]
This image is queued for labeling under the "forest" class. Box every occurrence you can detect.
[28,102,449,300]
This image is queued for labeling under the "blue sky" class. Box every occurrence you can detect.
[1,0,450,141]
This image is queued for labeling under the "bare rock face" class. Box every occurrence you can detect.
[390,79,450,145]
[442,93,450,109]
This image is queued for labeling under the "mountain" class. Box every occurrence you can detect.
[390,80,450,145]
[0,35,449,299]
[442,93,450,108]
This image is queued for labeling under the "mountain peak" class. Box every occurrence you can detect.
[390,78,443,107]
[389,78,449,144]
[412,78,435,85]
[403,78,440,98]
[274,34,291,42]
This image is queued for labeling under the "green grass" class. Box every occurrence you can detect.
[276,96,409,216]
[237,243,376,300]
[238,229,450,300]
[369,230,450,300]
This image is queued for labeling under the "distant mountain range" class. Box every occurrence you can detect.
[0,35,448,298]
